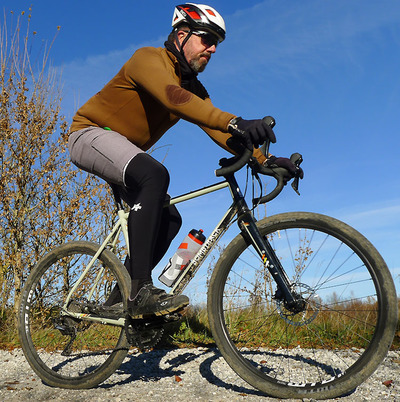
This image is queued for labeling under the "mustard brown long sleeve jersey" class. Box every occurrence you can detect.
[70,46,265,162]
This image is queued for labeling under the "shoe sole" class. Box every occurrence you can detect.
[78,302,189,320]
[128,300,189,319]
[81,303,124,320]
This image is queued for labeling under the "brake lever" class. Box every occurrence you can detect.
[289,153,303,196]
[260,116,275,157]
[291,177,300,195]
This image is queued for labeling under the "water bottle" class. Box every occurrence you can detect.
[158,229,206,287]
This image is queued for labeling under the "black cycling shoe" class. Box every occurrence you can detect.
[127,283,189,319]
[82,301,124,319]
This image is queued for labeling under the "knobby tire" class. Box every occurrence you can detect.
[18,241,131,389]
[207,212,397,399]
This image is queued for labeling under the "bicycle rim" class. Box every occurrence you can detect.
[18,241,130,389]
[208,212,397,399]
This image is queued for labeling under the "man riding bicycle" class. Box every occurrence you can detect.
[68,3,298,319]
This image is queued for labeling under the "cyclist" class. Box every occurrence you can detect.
[68,3,298,319]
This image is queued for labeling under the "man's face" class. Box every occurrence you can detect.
[179,31,218,73]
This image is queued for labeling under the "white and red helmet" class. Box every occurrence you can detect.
[172,3,226,43]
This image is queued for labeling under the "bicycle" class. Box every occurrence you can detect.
[18,117,398,399]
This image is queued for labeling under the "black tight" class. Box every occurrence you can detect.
[116,153,181,299]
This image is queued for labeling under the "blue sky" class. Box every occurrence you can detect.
[3,0,400,296]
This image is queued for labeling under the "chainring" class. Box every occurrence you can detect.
[125,318,164,351]
[125,312,182,351]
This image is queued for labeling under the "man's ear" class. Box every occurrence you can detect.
[176,29,188,43]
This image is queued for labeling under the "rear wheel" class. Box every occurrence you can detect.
[18,241,131,389]
[208,212,397,399]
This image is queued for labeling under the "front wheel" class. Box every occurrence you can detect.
[18,241,131,389]
[208,212,397,400]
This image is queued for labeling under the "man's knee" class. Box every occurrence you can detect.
[124,153,169,190]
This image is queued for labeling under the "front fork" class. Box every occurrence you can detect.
[225,173,305,312]
[238,212,303,311]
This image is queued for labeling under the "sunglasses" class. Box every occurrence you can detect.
[191,30,220,48]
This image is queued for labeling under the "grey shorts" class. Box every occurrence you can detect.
[68,127,145,186]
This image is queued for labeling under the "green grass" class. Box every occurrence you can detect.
[1,301,399,351]
[161,306,215,348]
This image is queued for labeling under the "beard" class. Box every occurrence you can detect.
[189,52,211,73]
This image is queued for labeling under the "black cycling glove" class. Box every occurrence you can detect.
[229,117,276,148]
[265,156,304,179]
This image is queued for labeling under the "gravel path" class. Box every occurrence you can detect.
[0,348,399,401]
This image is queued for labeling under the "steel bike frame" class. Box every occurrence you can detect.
[61,173,297,327]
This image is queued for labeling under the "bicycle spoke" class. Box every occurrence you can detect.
[209,213,397,399]
[19,242,130,388]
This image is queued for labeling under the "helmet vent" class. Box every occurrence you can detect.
[182,7,202,20]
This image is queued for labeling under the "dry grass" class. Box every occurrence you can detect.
[1,299,399,351]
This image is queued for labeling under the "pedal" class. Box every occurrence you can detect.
[163,311,184,322]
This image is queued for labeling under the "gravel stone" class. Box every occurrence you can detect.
[0,348,399,401]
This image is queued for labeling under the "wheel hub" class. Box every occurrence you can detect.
[275,283,321,327]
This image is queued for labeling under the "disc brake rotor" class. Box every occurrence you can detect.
[275,283,321,327]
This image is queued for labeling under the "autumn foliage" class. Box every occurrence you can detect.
[0,10,113,317]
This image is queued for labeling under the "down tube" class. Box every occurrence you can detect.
[170,204,238,295]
